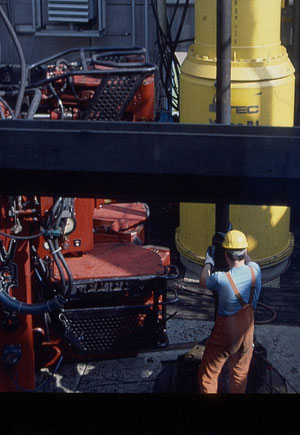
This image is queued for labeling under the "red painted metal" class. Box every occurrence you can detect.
[36,197,94,257]
[0,232,35,391]
[93,223,145,244]
[54,243,165,280]
[126,75,155,121]
[93,202,148,231]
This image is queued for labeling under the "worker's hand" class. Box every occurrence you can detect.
[205,245,215,267]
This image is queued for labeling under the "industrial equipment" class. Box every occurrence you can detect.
[0,7,179,392]
[0,0,299,396]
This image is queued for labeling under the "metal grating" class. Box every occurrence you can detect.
[48,0,96,23]
[83,73,145,121]
[58,306,162,354]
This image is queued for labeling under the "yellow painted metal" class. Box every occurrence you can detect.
[177,0,295,279]
[195,0,283,60]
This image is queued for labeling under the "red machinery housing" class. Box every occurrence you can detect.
[0,196,178,392]
[0,48,178,392]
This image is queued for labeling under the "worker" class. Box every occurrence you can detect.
[198,229,262,394]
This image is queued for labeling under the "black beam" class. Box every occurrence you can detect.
[216,0,231,125]
[0,120,300,205]
[216,0,231,239]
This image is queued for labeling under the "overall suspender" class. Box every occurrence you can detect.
[226,267,256,309]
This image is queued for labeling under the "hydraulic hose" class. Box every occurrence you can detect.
[26,88,42,119]
[0,288,67,314]
[0,5,27,119]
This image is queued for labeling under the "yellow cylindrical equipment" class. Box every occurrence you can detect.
[177,0,295,281]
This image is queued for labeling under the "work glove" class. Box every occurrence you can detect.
[205,245,215,267]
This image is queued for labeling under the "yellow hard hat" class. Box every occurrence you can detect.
[222,230,248,249]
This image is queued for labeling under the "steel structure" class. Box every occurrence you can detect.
[1,119,300,205]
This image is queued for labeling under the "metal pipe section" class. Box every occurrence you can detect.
[216,0,232,125]
[156,0,168,110]
[157,0,168,37]
[293,0,300,125]
[131,0,136,46]
[215,0,232,269]
[144,0,149,60]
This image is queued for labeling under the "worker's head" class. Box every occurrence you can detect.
[222,230,248,262]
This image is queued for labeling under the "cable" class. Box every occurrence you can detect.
[171,284,278,324]
[253,349,298,394]
[9,355,64,393]
[48,83,64,120]
[0,229,46,240]
[151,0,191,112]
[0,5,27,119]
[255,301,277,324]
[26,88,42,120]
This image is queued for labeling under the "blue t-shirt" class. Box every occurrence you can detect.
[206,262,262,316]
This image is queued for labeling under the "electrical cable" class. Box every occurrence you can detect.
[0,229,46,240]
[9,355,64,393]
[47,238,67,297]
[26,88,42,120]
[0,5,27,119]
[172,284,278,324]
[253,349,298,394]
[255,302,277,324]
[39,197,74,299]
[151,0,191,112]
[48,83,64,120]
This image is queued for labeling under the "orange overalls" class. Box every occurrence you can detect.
[198,267,256,394]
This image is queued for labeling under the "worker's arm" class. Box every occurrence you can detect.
[200,245,215,288]
[245,250,252,264]
[200,263,213,288]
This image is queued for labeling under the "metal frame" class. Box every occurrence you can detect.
[15,0,106,37]
[0,120,300,205]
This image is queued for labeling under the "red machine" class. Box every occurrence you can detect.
[0,48,178,392]
[25,46,156,122]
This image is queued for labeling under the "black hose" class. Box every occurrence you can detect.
[43,197,63,231]
[48,83,64,120]
[0,288,67,314]
[57,249,74,298]
[0,230,46,240]
[0,5,27,119]
[26,88,42,120]
[53,198,74,297]
[151,0,190,111]
[47,238,67,297]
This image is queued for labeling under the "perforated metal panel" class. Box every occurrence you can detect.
[59,306,160,353]
[48,0,96,23]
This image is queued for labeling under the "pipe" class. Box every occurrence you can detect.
[156,0,168,111]
[214,0,232,272]
[26,88,42,120]
[132,0,136,46]
[0,5,27,119]
[216,0,232,124]
[157,0,168,38]
[145,0,149,61]
[293,0,300,125]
